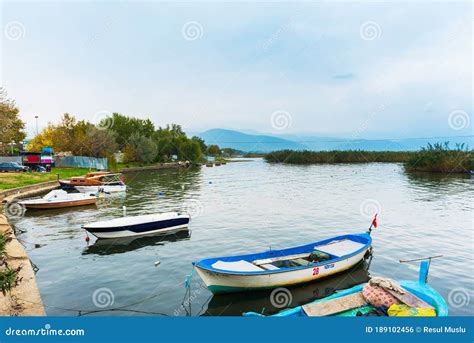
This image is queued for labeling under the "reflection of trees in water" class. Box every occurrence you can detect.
[405,170,470,191]
[124,167,202,201]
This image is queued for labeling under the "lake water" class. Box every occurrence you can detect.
[10,159,474,316]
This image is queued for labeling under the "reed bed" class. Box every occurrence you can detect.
[264,143,473,173]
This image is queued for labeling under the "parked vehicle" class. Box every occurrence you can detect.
[0,162,29,172]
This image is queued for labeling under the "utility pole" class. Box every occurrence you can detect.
[35,115,39,135]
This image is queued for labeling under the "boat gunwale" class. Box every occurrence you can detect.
[194,233,372,276]
[82,213,190,230]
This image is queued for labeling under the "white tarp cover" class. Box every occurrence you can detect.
[316,239,366,257]
[212,260,263,272]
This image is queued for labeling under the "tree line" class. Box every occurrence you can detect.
[27,112,214,164]
[0,88,233,164]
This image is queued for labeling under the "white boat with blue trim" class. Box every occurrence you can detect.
[82,212,190,239]
[194,232,372,294]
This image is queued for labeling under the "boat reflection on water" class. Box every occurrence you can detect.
[82,229,191,256]
[202,261,370,316]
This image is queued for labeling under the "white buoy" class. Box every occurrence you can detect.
[154,260,161,267]
[123,205,127,216]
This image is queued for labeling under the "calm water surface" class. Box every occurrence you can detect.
[11,159,474,316]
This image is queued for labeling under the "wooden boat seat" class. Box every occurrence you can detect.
[260,264,280,270]
[302,292,367,316]
[211,260,264,272]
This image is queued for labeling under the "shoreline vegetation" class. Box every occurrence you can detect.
[264,143,473,173]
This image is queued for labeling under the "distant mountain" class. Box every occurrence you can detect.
[197,128,473,153]
[197,129,305,153]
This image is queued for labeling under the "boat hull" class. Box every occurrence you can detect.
[21,198,97,209]
[196,247,369,294]
[84,217,190,239]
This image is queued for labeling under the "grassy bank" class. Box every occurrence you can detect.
[265,143,473,173]
[0,167,89,190]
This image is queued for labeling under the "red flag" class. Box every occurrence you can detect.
[372,214,378,228]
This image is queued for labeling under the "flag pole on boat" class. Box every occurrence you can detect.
[367,213,377,235]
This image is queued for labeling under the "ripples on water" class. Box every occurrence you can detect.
[11,159,474,316]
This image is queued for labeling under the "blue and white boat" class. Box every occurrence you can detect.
[82,212,190,239]
[244,261,448,317]
[194,233,372,294]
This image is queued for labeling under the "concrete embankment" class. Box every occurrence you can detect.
[120,161,192,173]
[0,214,45,316]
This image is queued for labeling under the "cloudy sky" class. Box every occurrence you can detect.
[1,1,472,139]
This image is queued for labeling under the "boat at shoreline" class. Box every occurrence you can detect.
[60,172,127,193]
[244,261,448,317]
[194,233,372,294]
[82,212,190,239]
[19,189,97,209]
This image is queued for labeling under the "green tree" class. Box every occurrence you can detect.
[128,133,157,163]
[191,136,207,152]
[0,88,26,154]
[206,144,221,155]
[105,113,156,149]
[179,139,203,163]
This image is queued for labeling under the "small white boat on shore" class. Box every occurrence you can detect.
[82,212,190,239]
[19,189,97,209]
